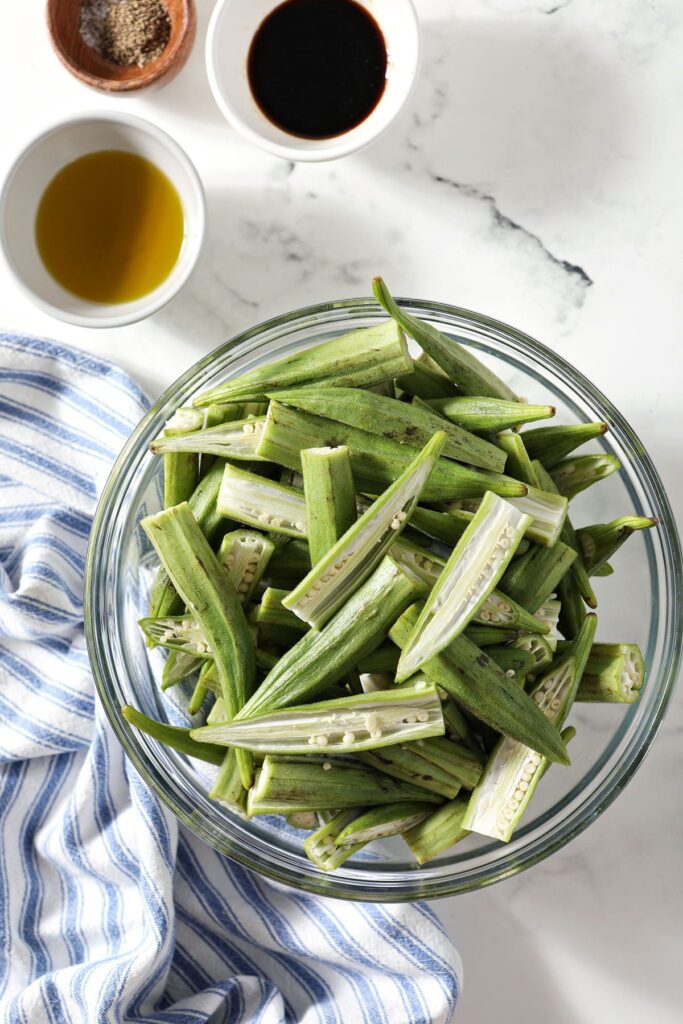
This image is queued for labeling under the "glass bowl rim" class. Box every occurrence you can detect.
[85,295,683,901]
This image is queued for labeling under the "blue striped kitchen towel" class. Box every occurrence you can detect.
[0,333,462,1024]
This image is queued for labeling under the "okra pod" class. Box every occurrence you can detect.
[358,745,462,800]
[247,755,443,815]
[141,503,255,786]
[402,796,470,865]
[510,633,554,675]
[522,422,609,468]
[396,360,458,401]
[499,541,577,613]
[373,277,517,400]
[550,454,621,500]
[258,401,527,501]
[161,649,203,690]
[218,529,275,604]
[335,802,431,847]
[575,642,644,703]
[533,598,562,651]
[284,433,445,628]
[356,645,400,676]
[209,748,247,812]
[274,386,507,472]
[193,320,413,406]
[487,646,537,678]
[217,464,309,538]
[266,538,311,587]
[577,516,657,575]
[187,677,210,716]
[121,705,225,766]
[304,810,367,870]
[413,735,485,790]
[237,555,428,719]
[462,615,596,841]
[390,604,570,764]
[424,396,555,433]
[162,407,203,509]
[396,492,532,681]
[464,625,525,647]
[301,446,357,565]
[192,681,445,755]
[495,431,538,487]
[150,417,267,461]
[557,572,587,640]
[408,505,473,546]
[139,614,215,658]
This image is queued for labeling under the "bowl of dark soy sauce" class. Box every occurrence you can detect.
[206,0,420,161]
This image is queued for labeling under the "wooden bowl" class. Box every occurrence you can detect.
[46,0,196,92]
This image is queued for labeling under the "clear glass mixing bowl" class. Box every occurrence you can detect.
[85,298,682,901]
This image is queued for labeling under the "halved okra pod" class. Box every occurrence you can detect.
[274,386,507,472]
[576,516,657,575]
[150,416,268,461]
[257,401,527,502]
[301,446,357,565]
[191,681,445,755]
[193,319,413,406]
[283,432,445,629]
[373,277,518,400]
[550,454,621,500]
[499,541,577,614]
[574,642,645,703]
[335,802,432,847]
[396,492,532,681]
[402,796,471,865]
[304,809,368,870]
[462,615,596,842]
[390,604,570,764]
[217,464,308,537]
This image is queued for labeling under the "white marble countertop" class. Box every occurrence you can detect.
[1,1,681,1021]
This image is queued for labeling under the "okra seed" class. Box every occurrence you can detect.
[342,732,355,744]
[505,669,515,679]
[414,680,427,690]
[316,735,328,746]
[295,522,306,532]
[509,799,519,811]
[417,711,429,723]
[370,729,382,739]
[322,761,332,770]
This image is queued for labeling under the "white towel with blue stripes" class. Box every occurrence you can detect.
[0,334,461,1024]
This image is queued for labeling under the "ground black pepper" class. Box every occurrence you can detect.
[80,0,171,68]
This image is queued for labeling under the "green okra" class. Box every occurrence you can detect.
[301,446,357,566]
[162,407,203,509]
[237,555,428,720]
[439,485,568,549]
[509,634,554,675]
[575,642,644,703]
[522,421,609,468]
[335,802,431,847]
[577,516,657,575]
[557,572,587,640]
[487,646,537,678]
[412,735,485,790]
[532,459,597,610]
[199,403,242,477]
[402,795,470,865]
[499,541,577,613]
[274,386,507,472]
[533,598,562,651]
[358,745,461,800]
[247,755,443,816]
[593,561,614,577]
[396,360,459,401]
[441,699,479,748]
[121,705,225,766]
[218,529,275,604]
[424,396,555,433]
[257,401,528,502]
[390,604,570,764]
[192,681,445,755]
[207,696,228,725]
[304,809,367,870]
[284,433,445,628]
[151,416,268,460]
[252,590,309,650]
[194,320,413,407]
[140,502,256,787]
[464,626,525,647]
[495,432,538,488]
[266,538,311,587]
[217,464,308,538]
[550,454,621,500]
[462,615,596,842]
[209,748,247,812]
[396,492,532,681]
[148,459,229,623]
[139,614,215,657]
[373,277,517,400]
[187,678,210,716]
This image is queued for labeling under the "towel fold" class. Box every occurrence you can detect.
[0,333,461,1024]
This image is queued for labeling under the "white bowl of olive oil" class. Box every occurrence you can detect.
[0,112,205,328]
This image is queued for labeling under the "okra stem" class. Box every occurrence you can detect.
[301,446,357,565]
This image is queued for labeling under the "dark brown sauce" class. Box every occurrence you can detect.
[247,0,388,140]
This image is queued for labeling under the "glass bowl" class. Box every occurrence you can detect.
[85,298,682,901]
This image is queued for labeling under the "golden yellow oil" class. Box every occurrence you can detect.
[35,150,185,304]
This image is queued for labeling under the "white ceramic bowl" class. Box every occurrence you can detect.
[206,0,421,162]
[0,112,206,328]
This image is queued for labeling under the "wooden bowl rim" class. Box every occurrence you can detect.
[46,0,196,93]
